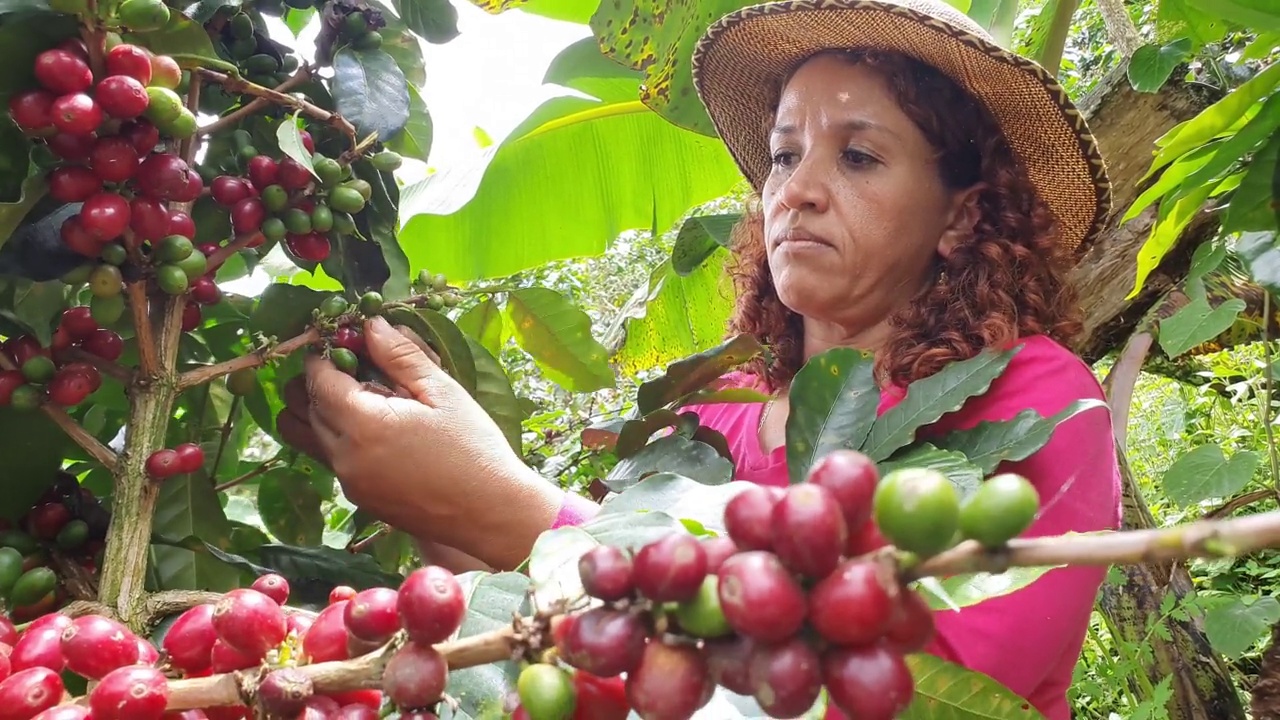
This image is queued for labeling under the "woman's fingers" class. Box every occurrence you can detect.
[276,408,331,468]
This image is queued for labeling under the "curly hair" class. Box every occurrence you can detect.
[726,48,1083,392]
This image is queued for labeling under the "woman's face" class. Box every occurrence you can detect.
[762,54,978,336]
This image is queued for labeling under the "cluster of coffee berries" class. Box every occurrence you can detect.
[144,442,205,481]
[0,313,118,411]
[336,10,387,52]
[411,270,462,312]
[538,450,944,720]
[512,663,628,720]
[213,9,302,90]
[0,478,106,624]
[207,131,380,266]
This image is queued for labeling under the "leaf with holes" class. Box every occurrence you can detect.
[785,347,879,485]
[505,287,614,393]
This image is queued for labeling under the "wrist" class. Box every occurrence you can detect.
[462,463,566,571]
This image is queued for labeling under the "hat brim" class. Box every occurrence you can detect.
[691,0,1113,255]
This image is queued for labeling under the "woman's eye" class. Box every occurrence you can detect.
[843,149,876,166]
[771,151,796,167]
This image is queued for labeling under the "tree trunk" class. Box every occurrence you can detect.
[1252,621,1280,719]
[1069,62,1247,720]
[1096,452,1248,720]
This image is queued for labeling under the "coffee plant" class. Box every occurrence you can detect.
[0,0,1270,718]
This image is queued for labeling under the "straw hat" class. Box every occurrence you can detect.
[690,0,1113,255]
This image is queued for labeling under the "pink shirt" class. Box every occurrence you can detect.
[553,335,1122,719]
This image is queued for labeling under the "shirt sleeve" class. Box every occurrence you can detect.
[551,490,602,529]
[921,338,1123,700]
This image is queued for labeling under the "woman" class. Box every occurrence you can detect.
[278,0,1123,717]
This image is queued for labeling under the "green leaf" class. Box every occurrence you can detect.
[386,83,433,162]
[678,387,771,406]
[1223,131,1280,233]
[284,6,315,35]
[1153,0,1230,50]
[396,89,741,281]
[443,572,531,719]
[931,399,1108,475]
[122,11,220,61]
[384,306,479,396]
[1129,178,1224,298]
[579,506,685,549]
[614,409,682,458]
[276,111,318,180]
[1127,39,1193,93]
[257,468,325,547]
[376,9,427,87]
[1237,231,1280,298]
[1161,443,1261,506]
[1203,595,1280,659]
[1173,92,1280,196]
[505,287,614,392]
[248,283,328,339]
[0,11,79,104]
[861,348,1019,462]
[671,213,739,275]
[635,334,763,414]
[0,173,45,244]
[785,348,879,485]
[588,0,751,135]
[543,37,642,103]
[394,0,459,43]
[922,564,1059,611]
[5,278,66,347]
[0,0,50,14]
[332,47,411,142]
[0,406,70,522]
[1159,296,1247,358]
[599,472,748,536]
[183,0,242,23]
[1185,0,1280,31]
[349,161,411,300]
[1146,61,1280,179]
[878,444,985,502]
[464,335,523,451]
[1123,141,1221,224]
[151,477,241,593]
[614,252,736,377]
[604,434,733,492]
[900,654,1048,719]
[455,298,507,357]
[528,526,599,608]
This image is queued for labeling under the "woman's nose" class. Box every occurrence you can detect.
[777,156,831,213]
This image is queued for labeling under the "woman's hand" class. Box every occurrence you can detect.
[276,316,566,570]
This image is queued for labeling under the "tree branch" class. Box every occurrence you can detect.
[177,328,320,391]
[205,230,273,276]
[197,68,313,138]
[0,353,119,471]
[61,346,133,385]
[212,459,278,493]
[905,507,1280,581]
[129,282,159,377]
[1205,489,1276,520]
[193,67,354,141]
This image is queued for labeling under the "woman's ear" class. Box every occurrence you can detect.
[937,183,986,259]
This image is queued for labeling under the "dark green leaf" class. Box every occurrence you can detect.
[248,283,328,339]
[1127,39,1193,92]
[441,572,531,720]
[384,307,478,395]
[151,476,241,592]
[332,47,411,142]
[5,278,66,346]
[900,654,1048,719]
[671,213,739,275]
[1204,595,1280,659]
[862,348,1019,462]
[386,83,433,162]
[0,0,50,15]
[579,507,684,550]
[377,10,427,87]
[1237,231,1280,298]
[505,287,614,392]
[1223,133,1280,233]
[0,174,45,256]
[604,435,733,492]
[614,408,681,458]
[878,444,984,502]
[455,298,507,357]
[0,406,69,522]
[0,12,78,104]
[183,0,242,23]
[352,161,411,300]
[678,387,771,406]
[465,335,522,451]
[931,399,1108,475]
[921,564,1059,612]
[394,0,459,43]
[258,468,325,546]
[785,348,879,485]
[123,11,221,60]
[581,418,627,451]
[0,123,33,206]
[598,473,747,536]
[636,334,763,414]
[1159,296,1247,357]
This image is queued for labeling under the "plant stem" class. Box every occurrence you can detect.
[197,68,313,138]
[129,282,159,377]
[0,354,119,471]
[204,230,275,276]
[212,460,278,493]
[193,67,355,141]
[176,328,320,390]
[1037,0,1081,79]
[61,346,133,384]
[97,297,187,628]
